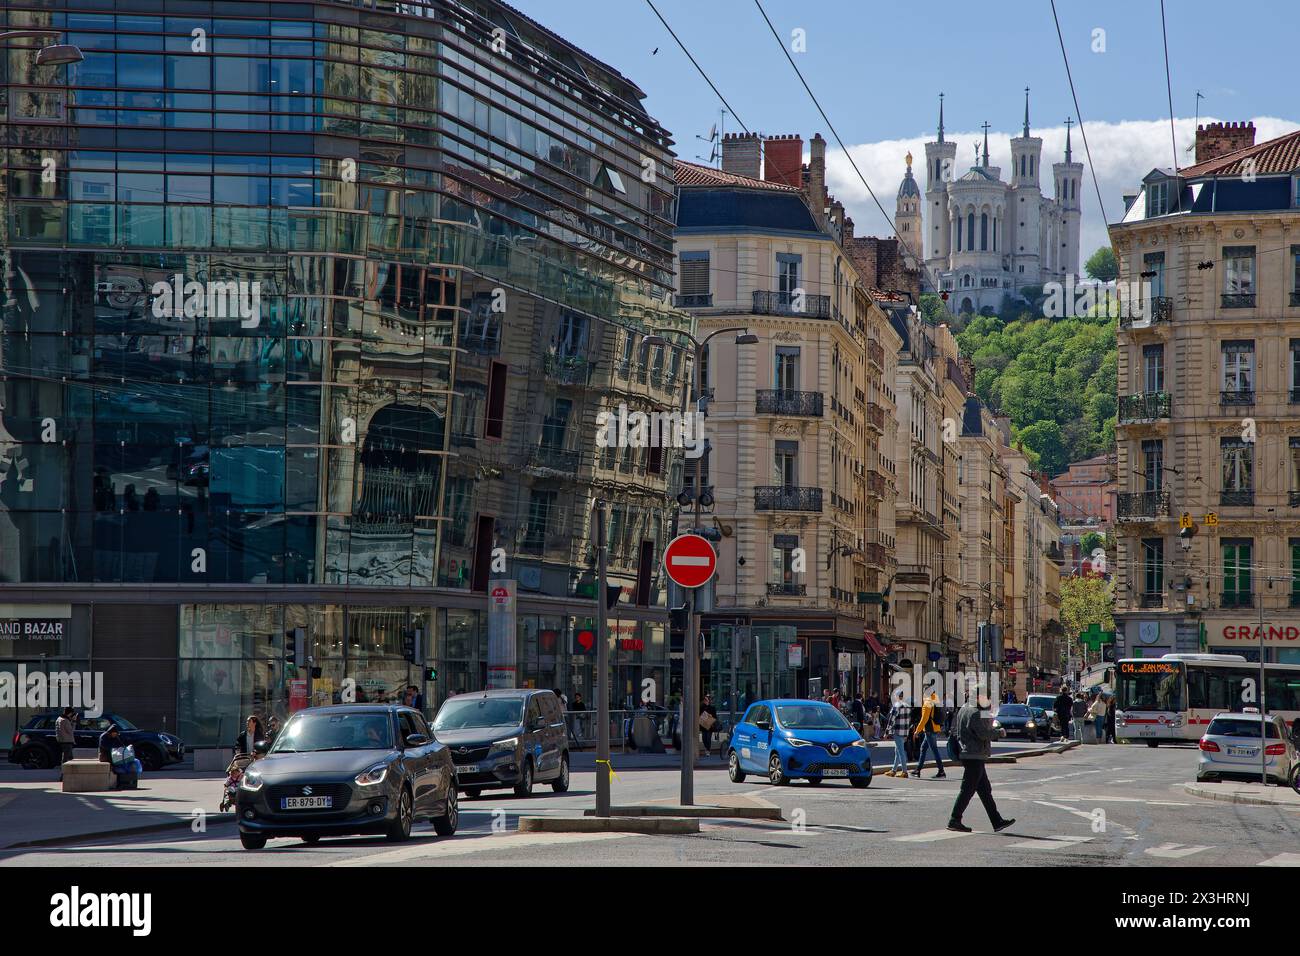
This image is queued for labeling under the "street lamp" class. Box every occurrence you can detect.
[0,30,85,66]
[644,324,756,805]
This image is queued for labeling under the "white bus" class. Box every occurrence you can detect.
[1115,653,1300,745]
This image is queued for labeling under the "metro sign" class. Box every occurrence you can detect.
[662,533,717,589]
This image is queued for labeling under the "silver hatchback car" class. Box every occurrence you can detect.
[1196,711,1297,785]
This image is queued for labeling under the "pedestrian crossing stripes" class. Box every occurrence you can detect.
[1258,852,1300,867]
[1006,834,1093,850]
[1144,843,1211,859]
[892,828,972,842]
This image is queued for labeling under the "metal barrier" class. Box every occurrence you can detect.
[562,710,732,755]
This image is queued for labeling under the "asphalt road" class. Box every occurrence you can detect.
[5,742,1300,867]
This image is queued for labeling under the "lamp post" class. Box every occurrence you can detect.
[642,325,756,806]
[593,498,611,817]
[0,30,84,66]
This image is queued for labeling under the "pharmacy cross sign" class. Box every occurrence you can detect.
[1079,623,1115,651]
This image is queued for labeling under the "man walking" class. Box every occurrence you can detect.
[912,691,946,778]
[948,693,1015,833]
[55,708,76,770]
[886,691,911,778]
[1054,686,1072,741]
[1071,693,1088,742]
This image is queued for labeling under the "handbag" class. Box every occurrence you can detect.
[699,711,717,731]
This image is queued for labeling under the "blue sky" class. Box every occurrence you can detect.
[511,0,1299,257]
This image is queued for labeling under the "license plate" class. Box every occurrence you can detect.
[1227,747,1256,757]
[456,764,479,775]
[821,768,849,777]
[281,796,331,810]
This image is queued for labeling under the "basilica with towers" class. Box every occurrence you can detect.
[900,91,1084,314]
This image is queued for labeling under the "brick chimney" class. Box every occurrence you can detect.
[806,133,826,219]
[763,134,803,188]
[1195,121,1256,163]
[720,131,762,180]
[842,214,854,243]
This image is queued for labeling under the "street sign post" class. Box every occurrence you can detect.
[663,533,717,589]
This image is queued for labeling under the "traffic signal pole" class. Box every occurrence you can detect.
[594,499,610,818]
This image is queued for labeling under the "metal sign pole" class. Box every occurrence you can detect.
[595,500,611,817]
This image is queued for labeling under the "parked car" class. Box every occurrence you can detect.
[991,704,1048,741]
[235,704,457,850]
[432,689,569,798]
[8,712,184,771]
[1197,711,1297,785]
[725,698,873,788]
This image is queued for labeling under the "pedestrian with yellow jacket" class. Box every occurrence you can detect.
[912,690,947,778]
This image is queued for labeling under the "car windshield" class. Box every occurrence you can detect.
[1027,696,1055,709]
[270,712,393,752]
[775,704,850,731]
[100,715,137,731]
[1207,718,1279,739]
[433,697,525,731]
[997,705,1030,718]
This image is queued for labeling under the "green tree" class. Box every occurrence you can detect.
[1060,575,1115,639]
[1084,246,1119,283]
[1015,421,1069,476]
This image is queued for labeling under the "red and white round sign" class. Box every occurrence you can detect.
[662,533,717,589]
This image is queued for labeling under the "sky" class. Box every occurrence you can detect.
[510,0,1300,262]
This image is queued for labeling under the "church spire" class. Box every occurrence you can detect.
[1023,86,1031,138]
[981,121,990,167]
[937,92,945,144]
[1064,116,1074,163]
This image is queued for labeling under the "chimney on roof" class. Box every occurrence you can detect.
[842,214,854,243]
[1195,121,1256,163]
[720,131,762,180]
[806,133,826,225]
[763,134,804,188]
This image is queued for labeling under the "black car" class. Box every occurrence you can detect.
[991,704,1049,741]
[432,689,569,798]
[235,704,457,850]
[8,712,185,771]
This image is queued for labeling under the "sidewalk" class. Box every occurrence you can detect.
[1184,780,1300,808]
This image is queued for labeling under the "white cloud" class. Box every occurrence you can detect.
[824,115,1300,274]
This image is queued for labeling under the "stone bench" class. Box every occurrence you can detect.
[61,759,115,793]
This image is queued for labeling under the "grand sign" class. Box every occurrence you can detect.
[1205,619,1300,644]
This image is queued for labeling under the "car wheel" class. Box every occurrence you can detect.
[386,788,413,842]
[432,785,459,836]
[21,747,52,770]
[551,754,570,793]
[727,749,746,783]
[463,787,482,799]
[301,834,321,845]
[768,753,788,786]
[513,758,534,798]
[137,746,163,773]
[1146,741,1159,748]
[239,832,267,851]
[850,776,870,789]
[1291,766,1300,796]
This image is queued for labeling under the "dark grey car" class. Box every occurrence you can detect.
[433,689,570,798]
[235,705,457,850]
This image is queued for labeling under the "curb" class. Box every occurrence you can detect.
[519,815,700,834]
[583,804,783,820]
[1183,782,1300,808]
[4,813,236,850]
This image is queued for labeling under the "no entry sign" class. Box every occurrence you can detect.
[662,533,717,589]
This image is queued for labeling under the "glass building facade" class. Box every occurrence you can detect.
[0,0,690,747]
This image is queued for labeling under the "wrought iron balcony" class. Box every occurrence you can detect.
[752,290,832,318]
[865,402,886,432]
[1220,389,1255,406]
[866,472,887,498]
[863,542,887,567]
[1221,592,1254,609]
[1220,490,1254,507]
[754,485,823,512]
[1118,391,1171,424]
[1117,490,1171,522]
[767,582,807,597]
[674,292,713,308]
[866,340,885,368]
[1291,292,1300,308]
[1118,295,1173,329]
[756,388,823,416]
[1222,293,1256,309]
[543,353,593,386]
[1139,592,1165,609]
[528,443,581,473]
[1291,491,1300,508]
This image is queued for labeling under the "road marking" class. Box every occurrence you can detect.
[1006,834,1093,850]
[892,828,971,843]
[1258,853,1300,867]
[1145,843,1211,859]
[323,830,639,866]
[1112,779,1135,784]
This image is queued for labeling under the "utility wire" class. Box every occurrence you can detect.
[1159,0,1180,175]
[1049,0,1108,225]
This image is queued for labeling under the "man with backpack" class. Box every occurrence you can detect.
[947,692,1015,833]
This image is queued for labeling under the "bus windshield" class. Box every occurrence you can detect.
[1117,660,1184,712]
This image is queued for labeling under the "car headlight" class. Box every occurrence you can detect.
[240,768,264,792]
[1026,722,1036,728]
[355,763,389,786]
[786,737,814,749]
[489,736,519,755]
[849,738,868,748]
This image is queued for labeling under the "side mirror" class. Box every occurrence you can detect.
[405,733,429,747]
[755,719,771,732]
[253,739,271,755]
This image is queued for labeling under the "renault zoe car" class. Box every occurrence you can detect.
[725,698,873,787]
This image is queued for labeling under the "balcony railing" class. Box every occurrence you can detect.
[866,340,885,367]
[767,582,807,597]
[754,485,823,512]
[1291,491,1300,508]
[1118,391,1171,424]
[865,402,886,432]
[1220,389,1255,406]
[866,472,887,498]
[1221,592,1254,609]
[1117,490,1172,522]
[1118,296,1173,329]
[756,388,823,416]
[1222,293,1256,309]
[543,353,593,386]
[528,443,581,473]
[863,542,887,567]
[752,290,832,319]
[1139,592,1165,608]
[674,292,713,308]
[1291,292,1300,308]
[1220,490,1254,507]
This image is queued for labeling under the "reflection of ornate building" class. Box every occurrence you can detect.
[0,1,688,748]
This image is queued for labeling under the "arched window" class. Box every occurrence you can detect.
[967,213,975,251]
[1029,156,1034,176]
[980,213,988,250]
[993,218,998,251]
[1020,155,1026,177]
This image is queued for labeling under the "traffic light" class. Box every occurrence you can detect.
[424,666,438,682]
[670,605,689,630]
[284,627,304,667]
[402,627,423,664]
[605,583,622,610]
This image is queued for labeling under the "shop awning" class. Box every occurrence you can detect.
[864,630,889,658]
